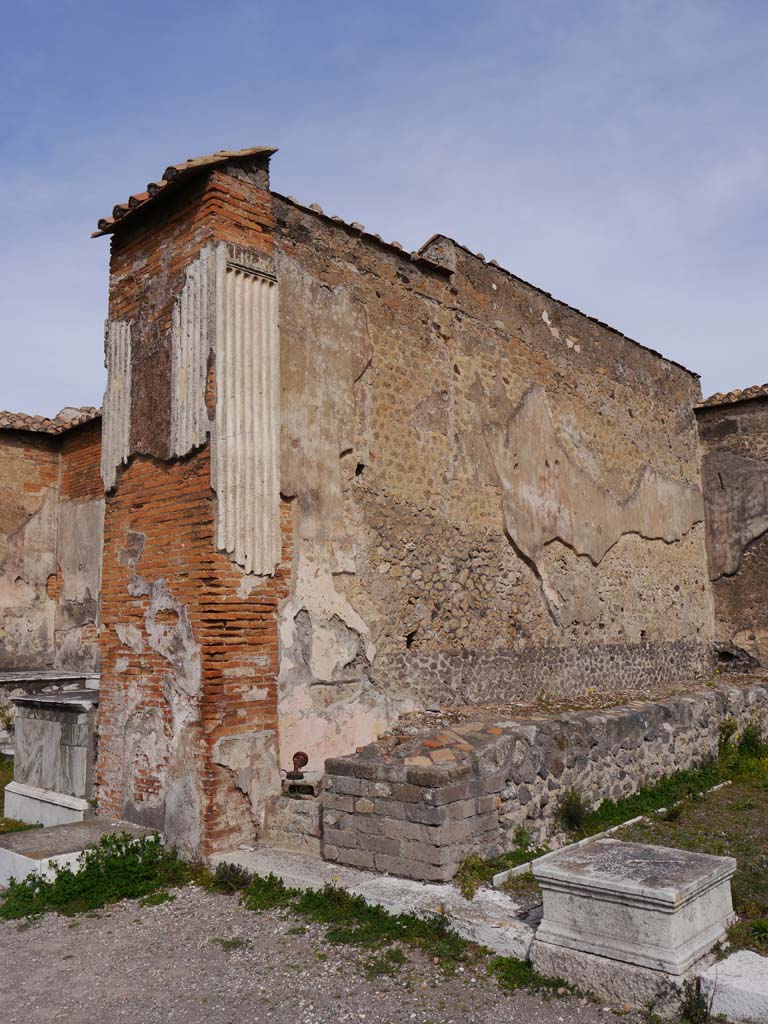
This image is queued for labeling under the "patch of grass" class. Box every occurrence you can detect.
[210,936,252,952]
[240,872,574,999]
[0,833,190,919]
[498,871,542,900]
[622,729,768,955]
[455,828,549,900]
[488,956,571,995]
[242,872,299,912]
[567,759,725,840]
[138,890,175,907]
[243,874,471,973]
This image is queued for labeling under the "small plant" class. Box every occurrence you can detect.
[242,872,298,912]
[488,955,571,994]
[737,715,766,759]
[679,979,710,1023]
[207,861,253,894]
[362,947,407,978]
[0,832,189,919]
[455,837,549,900]
[556,788,589,832]
[513,824,534,850]
[718,716,738,756]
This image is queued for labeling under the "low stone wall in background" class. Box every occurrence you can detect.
[321,679,768,882]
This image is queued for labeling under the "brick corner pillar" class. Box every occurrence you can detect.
[95,149,291,859]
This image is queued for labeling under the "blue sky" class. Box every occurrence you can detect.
[1,0,765,414]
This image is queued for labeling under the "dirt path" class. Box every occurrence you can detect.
[2,885,621,1024]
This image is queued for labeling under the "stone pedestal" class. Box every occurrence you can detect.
[531,839,736,1011]
[5,691,99,826]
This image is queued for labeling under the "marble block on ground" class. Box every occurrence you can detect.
[4,780,91,827]
[533,839,736,975]
[0,819,157,887]
[699,950,768,1023]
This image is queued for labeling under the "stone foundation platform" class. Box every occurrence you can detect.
[323,679,768,881]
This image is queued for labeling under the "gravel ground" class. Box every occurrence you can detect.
[1,885,628,1024]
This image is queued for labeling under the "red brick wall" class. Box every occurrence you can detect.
[97,158,289,856]
[60,420,102,501]
[98,446,291,855]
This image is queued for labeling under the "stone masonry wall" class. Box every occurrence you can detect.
[697,397,768,665]
[274,195,714,769]
[322,680,768,882]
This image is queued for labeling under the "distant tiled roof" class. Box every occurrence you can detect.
[698,384,768,409]
[0,406,101,435]
[93,146,277,237]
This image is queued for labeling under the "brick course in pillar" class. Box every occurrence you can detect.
[97,445,292,856]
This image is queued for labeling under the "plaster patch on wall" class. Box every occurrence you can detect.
[485,386,704,614]
[54,498,104,672]
[170,247,214,457]
[275,249,396,767]
[212,729,280,831]
[0,488,58,669]
[113,529,204,856]
[277,549,402,771]
[101,319,132,491]
[211,247,281,576]
[701,450,768,579]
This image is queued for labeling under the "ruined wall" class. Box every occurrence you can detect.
[56,421,104,671]
[0,432,59,669]
[273,201,714,769]
[0,421,104,676]
[697,396,768,664]
[97,155,292,856]
[98,448,291,858]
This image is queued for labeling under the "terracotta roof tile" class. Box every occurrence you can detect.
[697,384,768,409]
[93,146,277,237]
[0,406,101,435]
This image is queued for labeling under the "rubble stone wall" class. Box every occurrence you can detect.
[322,681,768,881]
[274,198,714,768]
[697,397,768,665]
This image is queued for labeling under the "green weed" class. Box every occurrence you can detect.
[138,890,175,907]
[211,936,252,952]
[455,837,548,900]
[0,833,190,919]
[488,956,571,995]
